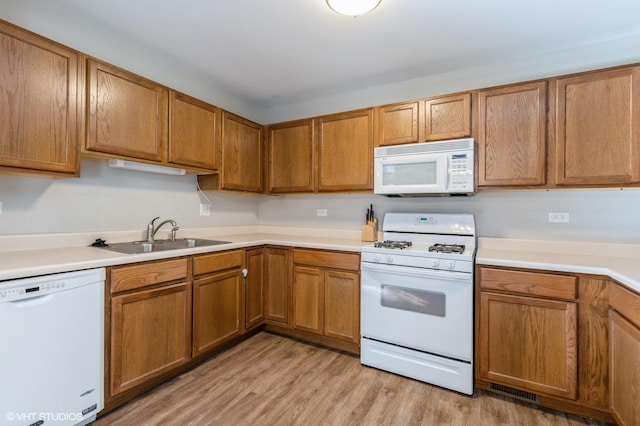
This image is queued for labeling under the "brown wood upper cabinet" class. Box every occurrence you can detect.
[476,82,547,187]
[168,91,221,170]
[375,101,420,146]
[86,59,168,162]
[267,119,314,193]
[221,111,263,192]
[0,20,81,177]
[550,66,640,186]
[375,94,471,147]
[316,108,374,191]
[424,93,471,141]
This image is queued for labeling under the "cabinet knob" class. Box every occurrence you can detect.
[242,268,248,278]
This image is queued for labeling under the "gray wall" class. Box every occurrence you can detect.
[0,160,259,235]
[258,190,640,243]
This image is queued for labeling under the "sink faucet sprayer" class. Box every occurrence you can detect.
[146,217,179,242]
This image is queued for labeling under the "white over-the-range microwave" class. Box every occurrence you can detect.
[374,138,475,196]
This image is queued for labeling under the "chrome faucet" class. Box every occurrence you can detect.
[146,217,178,242]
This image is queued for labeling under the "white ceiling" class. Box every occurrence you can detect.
[6,0,640,112]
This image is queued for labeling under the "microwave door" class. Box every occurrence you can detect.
[376,153,447,194]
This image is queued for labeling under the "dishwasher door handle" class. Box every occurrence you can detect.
[8,293,54,307]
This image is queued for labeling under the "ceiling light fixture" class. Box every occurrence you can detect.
[326,0,381,17]
[107,159,186,176]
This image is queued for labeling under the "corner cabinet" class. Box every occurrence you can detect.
[477,266,613,423]
[476,82,547,187]
[264,247,292,326]
[108,259,191,398]
[608,281,640,426]
[168,91,221,170]
[292,249,360,345]
[267,119,315,193]
[220,112,263,192]
[550,66,640,186]
[86,59,168,162]
[244,248,265,330]
[0,20,81,177]
[316,108,374,191]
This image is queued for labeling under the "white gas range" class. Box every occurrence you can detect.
[360,212,476,395]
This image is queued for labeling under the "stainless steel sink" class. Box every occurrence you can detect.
[98,238,231,254]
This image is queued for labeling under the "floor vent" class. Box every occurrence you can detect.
[489,383,540,405]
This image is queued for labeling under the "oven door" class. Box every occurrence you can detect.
[361,261,472,361]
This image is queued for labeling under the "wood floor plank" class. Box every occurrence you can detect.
[95,333,606,426]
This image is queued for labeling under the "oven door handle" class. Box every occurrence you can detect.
[361,262,471,282]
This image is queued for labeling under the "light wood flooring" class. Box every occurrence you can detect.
[95,332,607,426]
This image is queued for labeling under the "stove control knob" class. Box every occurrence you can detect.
[432,259,440,268]
[447,261,455,270]
[373,255,381,263]
[386,255,393,264]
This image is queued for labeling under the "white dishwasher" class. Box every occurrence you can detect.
[0,268,105,426]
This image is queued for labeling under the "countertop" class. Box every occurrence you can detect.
[2,227,639,296]
[0,226,366,282]
[477,237,640,293]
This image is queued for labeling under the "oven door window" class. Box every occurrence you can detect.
[381,285,445,317]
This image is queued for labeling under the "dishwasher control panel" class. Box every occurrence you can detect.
[0,269,102,303]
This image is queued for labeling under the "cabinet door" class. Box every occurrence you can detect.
[316,108,374,191]
[221,111,263,192]
[265,247,291,325]
[86,59,168,162]
[193,270,243,356]
[324,270,359,343]
[267,119,314,193]
[424,93,471,141]
[0,22,79,175]
[609,311,640,426]
[479,292,578,399]
[376,101,420,146]
[292,266,323,335]
[552,66,640,186]
[477,82,547,186]
[168,91,220,170]
[245,248,265,330]
[110,282,191,397]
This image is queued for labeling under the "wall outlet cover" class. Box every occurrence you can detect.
[200,204,211,216]
[548,212,570,223]
[317,208,328,217]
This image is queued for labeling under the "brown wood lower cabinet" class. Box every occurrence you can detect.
[292,249,360,345]
[476,266,613,423]
[264,247,291,326]
[108,259,191,398]
[192,250,244,356]
[609,281,640,426]
[244,248,265,330]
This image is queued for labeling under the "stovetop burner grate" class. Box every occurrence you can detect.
[374,240,413,250]
[428,243,465,254]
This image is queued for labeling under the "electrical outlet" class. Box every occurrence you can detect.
[317,208,328,217]
[548,212,570,223]
[200,204,211,216]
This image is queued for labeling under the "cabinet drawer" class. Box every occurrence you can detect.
[110,258,188,294]
[293,249,360,271]
[609,281,640,329]
[479,267,577,300]
[193,250,243,276]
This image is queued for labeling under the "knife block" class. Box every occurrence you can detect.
[361,218,378,242]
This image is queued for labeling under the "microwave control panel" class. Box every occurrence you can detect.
[448,153,474,191]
